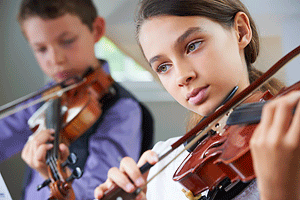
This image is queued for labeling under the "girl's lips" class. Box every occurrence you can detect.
[187,86,209,105]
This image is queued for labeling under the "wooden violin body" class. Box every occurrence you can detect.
[27,66,114,199]
[173,81,300,197]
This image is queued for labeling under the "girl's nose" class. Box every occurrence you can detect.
[176,65,196,87]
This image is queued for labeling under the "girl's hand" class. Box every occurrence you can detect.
[21,129,70,179]
[250,91,300,200]
[94,150,159,200]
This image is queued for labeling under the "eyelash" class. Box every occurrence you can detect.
[61,37,76,46]
[37,47,47,53]
[186,40,202,54]
[156,63,171,74]
[35,37,77,54]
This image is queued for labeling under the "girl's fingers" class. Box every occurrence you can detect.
[94,179,114,199]
[120,157,145,188]
[271,100,293,137]
[136,191,147,200]
[252,100,275,142]
[137,150,158,166]
[285,98,300,145]
[107,167,136,193]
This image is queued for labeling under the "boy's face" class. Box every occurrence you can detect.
[22,14,102,82]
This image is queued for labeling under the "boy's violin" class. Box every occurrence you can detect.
[0,66,115,200]
[31,66,115,199]
[99,45,300,200]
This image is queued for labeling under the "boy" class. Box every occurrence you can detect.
[0,0,153,199]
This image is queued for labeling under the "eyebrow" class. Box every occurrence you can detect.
[32,31,71,46]
[176,27,204,44]
[148,27,204,66]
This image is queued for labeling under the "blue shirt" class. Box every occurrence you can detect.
[0,77,143,199]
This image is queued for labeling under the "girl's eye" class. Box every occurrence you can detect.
[157,64,171,74]
[186,40,202,54]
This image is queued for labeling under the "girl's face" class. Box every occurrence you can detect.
[139,15,250,116]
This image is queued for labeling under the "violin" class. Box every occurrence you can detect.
[0,66,114,199]
[173,82,300,199]
[35,97,79,199]
[99,45,300,200]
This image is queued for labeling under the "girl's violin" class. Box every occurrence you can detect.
[99,45,300,200]
[173,81,300,199]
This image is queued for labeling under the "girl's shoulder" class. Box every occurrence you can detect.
[152,136,182,153]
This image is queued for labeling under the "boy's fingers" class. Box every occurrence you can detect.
[59,143,70,161]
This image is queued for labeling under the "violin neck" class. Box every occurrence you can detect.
[45,98,63,160]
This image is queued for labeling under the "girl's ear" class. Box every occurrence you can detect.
[92,16,106,43]
[234,12,252,49]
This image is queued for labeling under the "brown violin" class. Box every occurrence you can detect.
[30,66,115,199]
[173,81,300,199]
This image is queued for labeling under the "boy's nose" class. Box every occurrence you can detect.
[49,47,66,65]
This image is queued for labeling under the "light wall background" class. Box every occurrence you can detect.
[0,0,299,199]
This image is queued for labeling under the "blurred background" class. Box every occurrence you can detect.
[0,0,299,199]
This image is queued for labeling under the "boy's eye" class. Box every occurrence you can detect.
[157,64,171,74]
[186,40,202,54]
[62,37,76,45]
[36,47,47,53]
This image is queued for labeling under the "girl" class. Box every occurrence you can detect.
[94,0,300,199]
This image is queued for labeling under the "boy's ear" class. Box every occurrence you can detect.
[92,16,106,43]
[233,12,252,49]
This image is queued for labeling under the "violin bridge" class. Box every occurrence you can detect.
[211,109,233,136]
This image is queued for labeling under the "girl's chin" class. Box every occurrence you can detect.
[192,104,219,117]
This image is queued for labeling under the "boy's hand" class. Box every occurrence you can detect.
[94,150,159,200]
[21,129,70,179]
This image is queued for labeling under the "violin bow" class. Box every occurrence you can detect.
[0,76,83,120]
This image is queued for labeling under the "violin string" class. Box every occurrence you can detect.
[46,97,64,182]
[143,88,262,192]
[0,80,85,120]
[144,117,220,188]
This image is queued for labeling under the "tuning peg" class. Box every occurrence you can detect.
[37,179,51,191]
[61,153,77,168]
[66,167,83,182]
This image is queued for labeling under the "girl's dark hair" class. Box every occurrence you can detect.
[18,0,97,31]
[135,0,284,130]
